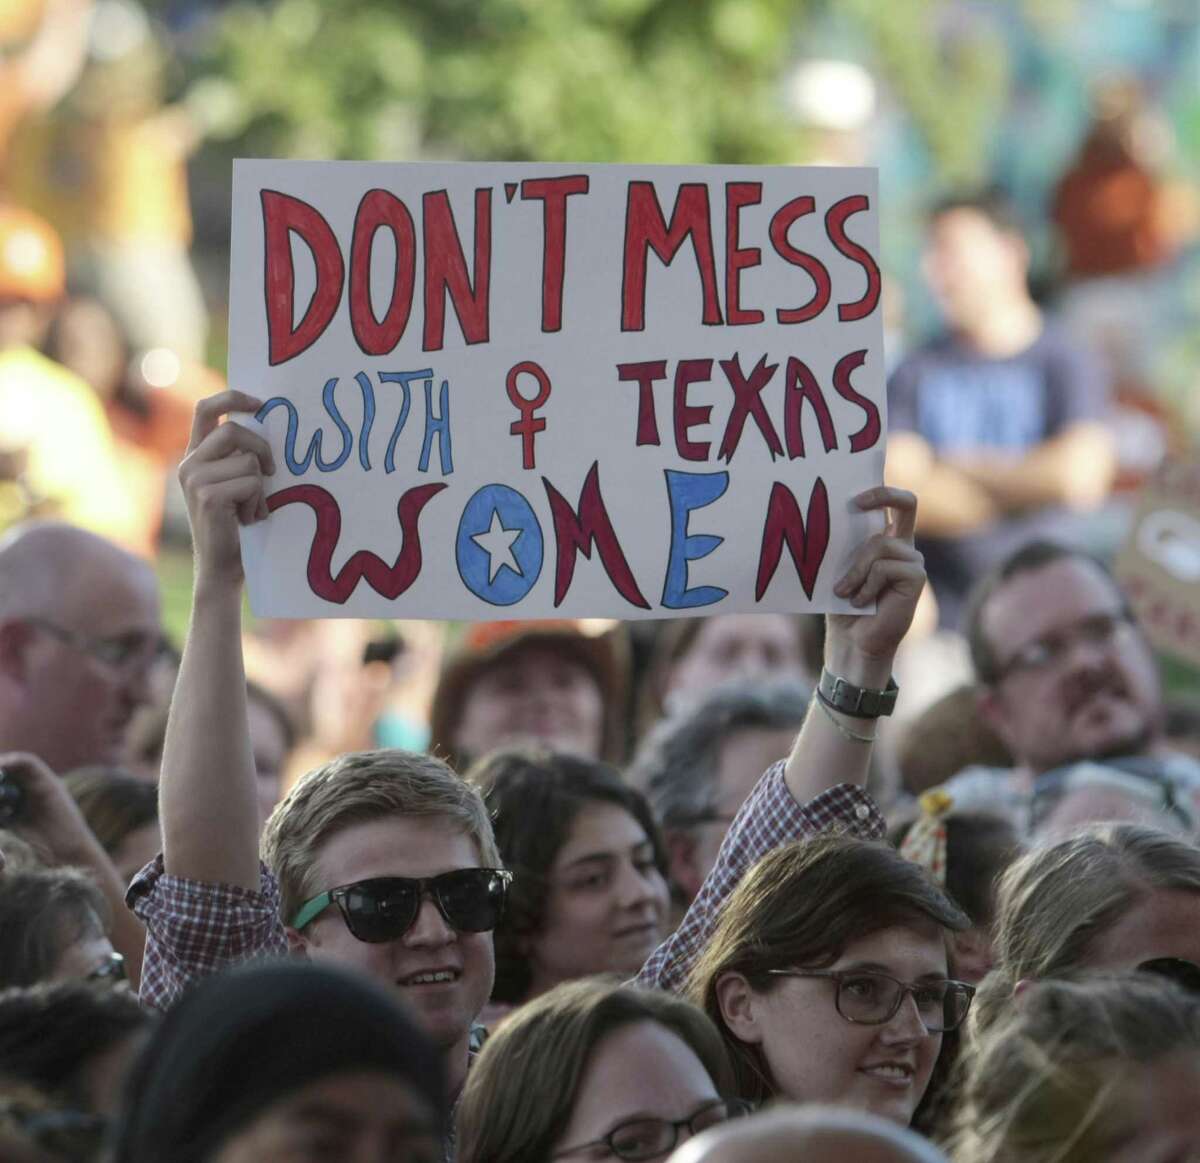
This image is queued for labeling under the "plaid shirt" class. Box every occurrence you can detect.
[127,856,289,1012]
[129,762,883,1012]
[636,761,884,994]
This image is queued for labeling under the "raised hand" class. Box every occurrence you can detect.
[178,391,274,589]
[827,486,924,685]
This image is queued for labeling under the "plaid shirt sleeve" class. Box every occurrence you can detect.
[127,856,290,1011]
[635,761,885,995]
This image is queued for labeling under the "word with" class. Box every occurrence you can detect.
[257,370,453,477]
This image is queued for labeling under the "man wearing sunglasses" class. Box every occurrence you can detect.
[0,521,162,775]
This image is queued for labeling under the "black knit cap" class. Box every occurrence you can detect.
[109,960,447,1162]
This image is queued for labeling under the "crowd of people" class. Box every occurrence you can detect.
[0,369,1199,1161]
[1,6,1199,1156]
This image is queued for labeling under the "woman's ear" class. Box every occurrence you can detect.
[715,972,765,1045]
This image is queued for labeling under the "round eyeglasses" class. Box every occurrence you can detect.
[766,968,975,1032]
[552,1098,751,1161]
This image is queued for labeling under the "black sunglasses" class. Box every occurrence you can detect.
[291,868,512,943]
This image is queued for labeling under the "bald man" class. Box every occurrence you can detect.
[0,522,161,773]
[670,1106,947,1163]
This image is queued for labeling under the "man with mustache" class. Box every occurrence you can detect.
[945,540,1200,831]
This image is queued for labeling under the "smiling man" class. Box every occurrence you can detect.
[944,540,1200,829]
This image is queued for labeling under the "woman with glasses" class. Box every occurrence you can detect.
[684,835,972,1125]
[946,974,1200,1162]
[0,867,126,988]
[457,978,744,1163]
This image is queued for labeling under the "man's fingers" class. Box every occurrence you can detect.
[184,452,265,491]
[187,390,265,455]
[834,535,922,597]
[193,475,269,525]
[849,558,926,606]
[854,486,918,542]
[184,417,275,477]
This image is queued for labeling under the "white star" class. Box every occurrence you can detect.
[471,510,523,583]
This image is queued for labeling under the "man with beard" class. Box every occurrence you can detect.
[943,540,1199,831]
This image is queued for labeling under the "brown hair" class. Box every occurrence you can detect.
[260,749,500,924]
[685,836,969,1103]
[973,822,1200,1032]
[467,748,665,1005]
[0,869,109,987]
[64,767,158,859]
[457,978,732,1163]
[946,974,1200,1163]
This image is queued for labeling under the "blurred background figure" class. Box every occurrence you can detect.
[430,620,629,772]
[0,206,138,548]
[887,190,1118,629]
[6,0,208,363]
[636,615,820,738]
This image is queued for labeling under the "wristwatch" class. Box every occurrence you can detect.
[817,667,899,718]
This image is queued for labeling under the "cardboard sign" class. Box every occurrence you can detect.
[1116,462,1200,668]
[229,160,887,619]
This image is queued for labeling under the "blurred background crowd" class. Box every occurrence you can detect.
[0,0,1197,805]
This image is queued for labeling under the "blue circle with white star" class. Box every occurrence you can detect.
[456,483,544,606]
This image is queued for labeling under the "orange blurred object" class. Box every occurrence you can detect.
[0,202,64,302]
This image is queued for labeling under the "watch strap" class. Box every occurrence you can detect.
[817,668,898,718]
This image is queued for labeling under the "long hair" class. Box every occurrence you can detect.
[457,979,732,1163]
[946,974,1200,1163]
[685,835,968,1103]
[467,748,665,1003]
[973,822,1200,1032]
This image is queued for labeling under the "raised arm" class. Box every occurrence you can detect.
[638,488,925,993]
[159,392,273,889]
[784,485,922,801]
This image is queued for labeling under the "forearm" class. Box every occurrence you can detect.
[160,580,260,889]
[784,637,888,803]
[947,424,1115,512]
[886,436,999,536]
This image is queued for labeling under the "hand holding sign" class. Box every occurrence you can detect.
[179,389,275,590]
[827,486,923,686]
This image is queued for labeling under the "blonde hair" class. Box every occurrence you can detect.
[946,974,1200,1163]
[457,978,732,1163]
[973,823,1200,1031]
[261,749,500,923]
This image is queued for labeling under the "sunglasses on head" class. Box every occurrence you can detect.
[291,868,512,943]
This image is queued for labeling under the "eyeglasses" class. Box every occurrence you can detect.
[86,951,127,985]
[291,868,513,943]
[991,610,1133,682]
[765,968,975,1033]
[1139,957,1200,995]
[24,617,166,676]
[552,1098,751,1161]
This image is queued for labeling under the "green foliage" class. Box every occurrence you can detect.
[192,0,806,164]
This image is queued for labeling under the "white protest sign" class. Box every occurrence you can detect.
[229,160,887,619]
